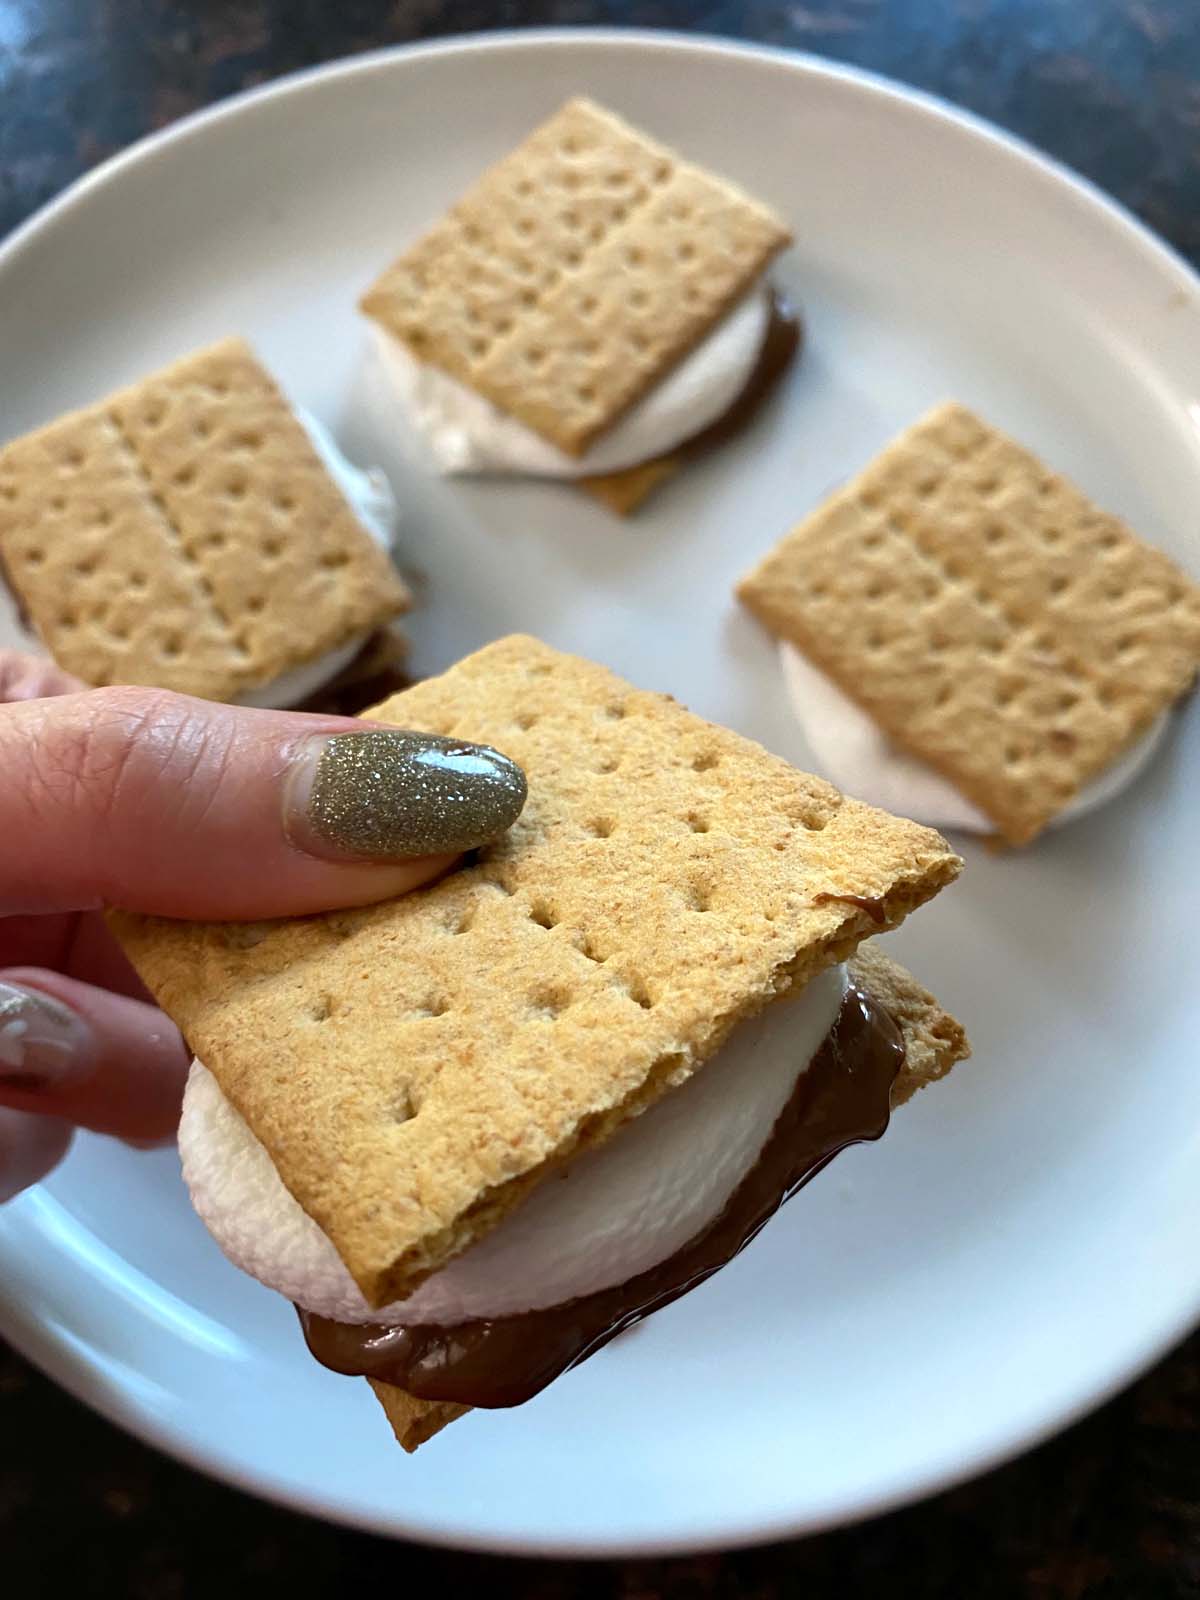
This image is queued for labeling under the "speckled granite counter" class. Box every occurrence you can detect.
[1,3,1198,1594]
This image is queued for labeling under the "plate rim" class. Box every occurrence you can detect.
[1,24,1198,1557]
[3,26,1198,299]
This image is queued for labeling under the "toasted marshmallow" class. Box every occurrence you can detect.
[180,963,847,1326]
[779,643,1168,834]
[236,412,398,710]
[376,285,772,480]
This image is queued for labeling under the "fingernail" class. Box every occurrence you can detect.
[288,729,528,860]
[0,983,93,1089]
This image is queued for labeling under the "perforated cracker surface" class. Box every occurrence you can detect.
[738,402,1200,844]
[110,635,961,1310]
[368,938,971,1452]
[0,338,411,700]
[360,98,791,456]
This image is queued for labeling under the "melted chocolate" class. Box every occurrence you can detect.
[293,629,410,716]
[299,985,903,1409]
[812,892,889,925]
[676,287,803,461]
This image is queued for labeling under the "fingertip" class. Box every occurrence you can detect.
[0,689,519,921]
[296,851,462,910]
[0,970,187,1143]
[0,650,84,702]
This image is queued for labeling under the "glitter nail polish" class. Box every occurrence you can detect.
[300,730,527,860]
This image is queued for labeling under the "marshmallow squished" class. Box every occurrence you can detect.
[780,644,1168,835]
[180,963,848,1326]
[376,285,772,480]
[236,411,398,710]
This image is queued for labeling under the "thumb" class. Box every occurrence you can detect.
[0,687,526,919]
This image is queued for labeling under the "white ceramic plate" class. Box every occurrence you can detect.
[1,28,1198,1558]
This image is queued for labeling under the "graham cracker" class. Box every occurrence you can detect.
[369,939,970,1452]
[578,453,683,515]
[737,402,1200,845]
[368,1386,468,1454]
[109,634,961,1313]
[0,338,411,701]
[849,940,968,1107]
[360,98,791,457]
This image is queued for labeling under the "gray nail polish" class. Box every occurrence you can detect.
[0,983,92,1088]
[303,730,528,859]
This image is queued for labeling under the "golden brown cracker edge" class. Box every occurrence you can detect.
[577,454,683,514]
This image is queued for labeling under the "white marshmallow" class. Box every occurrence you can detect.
[235,411,398,711]
[180,963,848,1326]
[376,285,772,479]
[779,642,1168,834]
[298,410,397,549]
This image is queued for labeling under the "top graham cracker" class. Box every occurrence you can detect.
[738,403,1200,845]
[0,338,411,702]
[110,634,961,1310]
[359,98,792,456]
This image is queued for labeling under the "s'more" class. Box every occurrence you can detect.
[0,338,411,710]
[360,98,798,515]
[738,403,1200,846]
[110,635,968,1452]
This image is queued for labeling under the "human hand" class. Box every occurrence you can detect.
[0,650,526,1200]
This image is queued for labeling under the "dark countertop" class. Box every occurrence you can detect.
[2,3,1198,1595]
